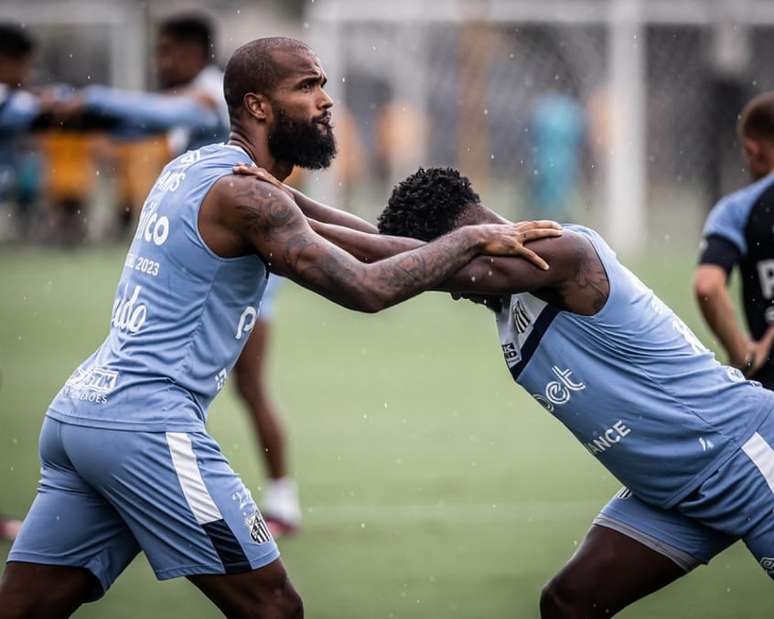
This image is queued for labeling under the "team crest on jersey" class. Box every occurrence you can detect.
[761,557,774,576]
[511,299,531,334]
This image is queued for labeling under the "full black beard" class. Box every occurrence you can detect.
[267,108,337,170]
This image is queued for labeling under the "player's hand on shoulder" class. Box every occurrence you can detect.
[232,163,294,200]
[466,220,563,270]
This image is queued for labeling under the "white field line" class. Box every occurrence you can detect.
[301,500,603,525]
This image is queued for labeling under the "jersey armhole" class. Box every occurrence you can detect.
[577,232,614,320]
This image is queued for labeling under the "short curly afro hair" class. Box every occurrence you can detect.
[377,167,480,241]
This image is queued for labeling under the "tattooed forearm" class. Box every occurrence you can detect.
[229,177,484,312]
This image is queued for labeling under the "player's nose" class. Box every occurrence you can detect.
[319,89,333,110]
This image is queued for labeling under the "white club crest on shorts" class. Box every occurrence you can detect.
[246,512,272,544]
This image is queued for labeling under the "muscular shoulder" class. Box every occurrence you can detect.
[208,174,300,233]
[526,230,608,315]
[199,174,304,259]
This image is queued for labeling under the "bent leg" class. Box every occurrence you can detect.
[540,525,685,618]
[0,562,96,619]
[234,321,288,480]
[189,558,302,619]
[541,487,736,618]
[234,310,301,533]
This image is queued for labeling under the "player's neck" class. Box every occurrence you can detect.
[456,204,509,227]
[227,128,294,182]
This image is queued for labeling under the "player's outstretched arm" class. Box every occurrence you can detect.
[53,86,220,135]
[215,176,538,313]
[309,218,561,272]
[314,224,607,314]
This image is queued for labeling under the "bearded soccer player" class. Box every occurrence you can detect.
[695,92,774,388]
[236,165,774,616]
[64,11,305,536]
[0,39,559,618]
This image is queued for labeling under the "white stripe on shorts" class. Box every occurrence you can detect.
[166,432,223,525]
[742,432,774,495]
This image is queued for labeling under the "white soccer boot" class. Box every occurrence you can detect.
[261,478,301,538]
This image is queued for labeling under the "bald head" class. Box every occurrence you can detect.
[223,37,311,120]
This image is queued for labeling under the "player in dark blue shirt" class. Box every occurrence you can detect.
[696,92,774,388]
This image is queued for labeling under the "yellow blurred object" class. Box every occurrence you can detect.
[113,136,171,218]
[375,101,428,176]
[39,131,100,202]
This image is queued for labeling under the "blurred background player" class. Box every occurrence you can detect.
[527,93,584,221]
[695,92,774,387]
[0,22,39,539]
[59,13,302,533]
[0,23,44,241]
[234,277,302,536]
[56,14,226,234]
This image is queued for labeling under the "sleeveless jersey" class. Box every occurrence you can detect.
[47,143,268,432]
[496,225,774,509]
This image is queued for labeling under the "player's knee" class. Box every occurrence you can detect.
[0,590,82,619]
[238,577,303,619]
[274,583,303,618]
[539,574,587,619]
[0,595,36,619]
[233,366,265,403]
[0,580,28,619]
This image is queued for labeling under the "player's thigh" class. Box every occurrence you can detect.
[189,557,302,618]
[0,562,95,619]
[542,524,685,618]
[542,489,733,617]
[235,320,270,380]
[5,419,140,606]
[64,426,280,582]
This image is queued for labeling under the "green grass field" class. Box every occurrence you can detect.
[0,246,770,618]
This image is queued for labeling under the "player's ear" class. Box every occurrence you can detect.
[743,137,761,160]
[243,92,269,122]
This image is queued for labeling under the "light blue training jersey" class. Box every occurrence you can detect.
[47,143,267,432]
[496,225,774,509]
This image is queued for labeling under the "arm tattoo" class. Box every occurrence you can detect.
[571,241,610,314]
[232,178,480,311]
[234,182,295,238]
